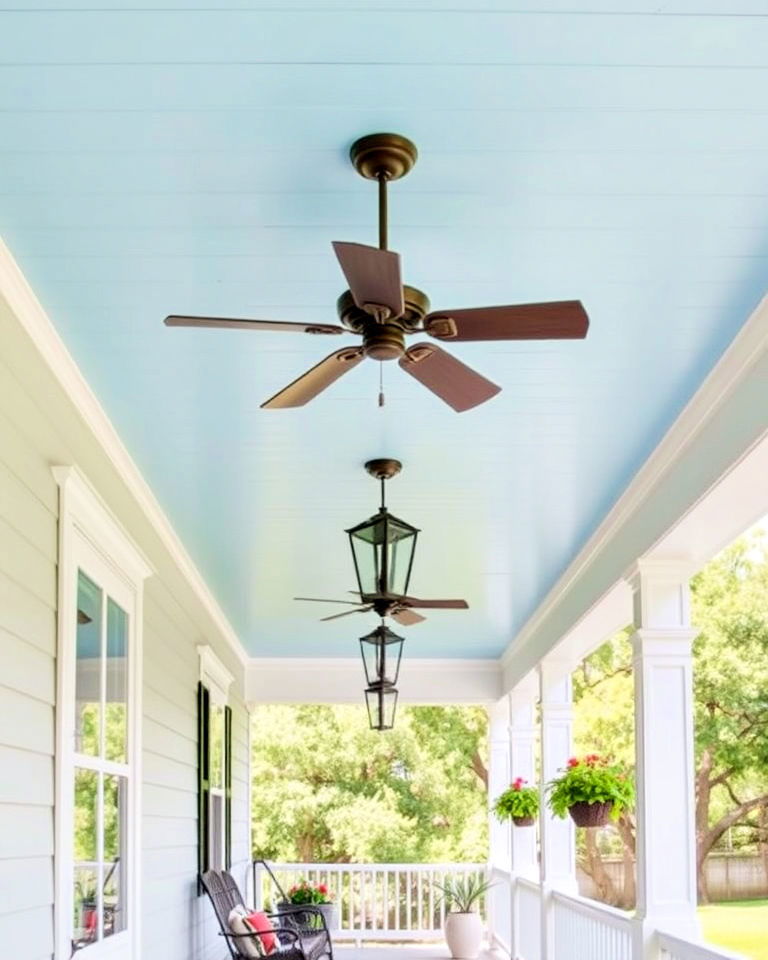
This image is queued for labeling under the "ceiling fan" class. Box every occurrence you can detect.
[294,458,469,627]
[294,593,468,628]
[165,133,589,412]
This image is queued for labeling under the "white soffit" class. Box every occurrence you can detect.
[247,657,502,706]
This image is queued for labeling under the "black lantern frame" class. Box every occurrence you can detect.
[359,624,404,688]
[365,684,398,731]
[346,473,419,602]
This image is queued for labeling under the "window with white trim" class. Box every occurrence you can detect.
[197,645,233,879]
[54,467,151,960]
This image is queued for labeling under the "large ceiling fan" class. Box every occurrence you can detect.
[165,133,589,412]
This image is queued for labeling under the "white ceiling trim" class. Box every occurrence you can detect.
[501,292,768,683]
[0,235,248,668]
[247,657,501,705]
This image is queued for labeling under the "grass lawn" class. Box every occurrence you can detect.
[698,899,768,960]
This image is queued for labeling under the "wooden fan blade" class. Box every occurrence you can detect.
[400,597,469,609]
[423,301,589,341]
[332,242,404,319]
[165,315,345,335]
[261,347,365,409]
[320,606,374,622]
[294,597,364,606]
[391,608,426,626]
[399,343,500,412]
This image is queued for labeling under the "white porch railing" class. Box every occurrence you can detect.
[253,862,487,941]
[516,876,542,960]
[551,889,633,960]
[658,932,748,960]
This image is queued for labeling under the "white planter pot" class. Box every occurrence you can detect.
[444,911,483,959]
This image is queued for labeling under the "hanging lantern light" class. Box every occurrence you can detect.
[346,459,419,602]
[359,624,404,687]
[365,684,399,731]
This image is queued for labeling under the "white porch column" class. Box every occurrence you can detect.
[488,696,513,953]
[510,680,538,880]
[539,661,576,960]
[509,678,538,960]
[489,696,512,873]
[629,560,699,960]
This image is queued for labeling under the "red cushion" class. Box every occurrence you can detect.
[245,911,277,954]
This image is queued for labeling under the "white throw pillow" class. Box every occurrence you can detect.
[228,904,264,959]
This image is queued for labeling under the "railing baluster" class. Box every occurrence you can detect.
[406,868,412,932]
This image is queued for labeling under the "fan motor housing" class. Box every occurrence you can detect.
[337,285,430,335]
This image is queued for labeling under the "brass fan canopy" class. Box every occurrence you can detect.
[350,133,418,181]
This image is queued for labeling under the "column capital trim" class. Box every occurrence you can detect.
[625,557,697,590]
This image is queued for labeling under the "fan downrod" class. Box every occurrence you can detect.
[350,134,418,181]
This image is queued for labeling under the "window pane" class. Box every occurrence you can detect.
[210,704,224,790]
[103,774,127,938]
[209,792,224,870]
[75,571,102,757]
[105,599,128,764]
[73,768,99,949]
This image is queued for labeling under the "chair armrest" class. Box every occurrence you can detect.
[220,928,300,944]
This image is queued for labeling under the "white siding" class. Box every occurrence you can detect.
[0,268,250,959]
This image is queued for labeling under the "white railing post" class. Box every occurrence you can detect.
[540,661,576,960]
[629,561,700,960]
[510,676,538,960]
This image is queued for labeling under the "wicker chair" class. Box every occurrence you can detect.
[201,869,333,960]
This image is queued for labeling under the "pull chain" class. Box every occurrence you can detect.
[378,362,385,407]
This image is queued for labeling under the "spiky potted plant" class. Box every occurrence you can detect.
[432,873,494,960]
[493,776,539,827]
[547,754,634,827]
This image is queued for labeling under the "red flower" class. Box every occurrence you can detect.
[318,884,328,895]
[511,776,527,791]
[567,757,579,767]
[585,753,600,766]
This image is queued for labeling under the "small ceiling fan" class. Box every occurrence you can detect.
[294,458,469,627]
[165,133,589,412]
[294,593,468,628]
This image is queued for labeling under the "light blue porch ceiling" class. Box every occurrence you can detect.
[2,2,767,658]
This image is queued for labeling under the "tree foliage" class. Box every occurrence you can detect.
[251,704,488,863]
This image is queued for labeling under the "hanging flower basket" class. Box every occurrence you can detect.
[547,754,634,827]
[493,777,539,827]
[567,800,614,828]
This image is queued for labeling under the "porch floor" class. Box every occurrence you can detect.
[335,944,502,960]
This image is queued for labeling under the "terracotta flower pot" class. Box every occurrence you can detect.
[444,911,483,959]
[568,800,613,827]
[512,815,535,827]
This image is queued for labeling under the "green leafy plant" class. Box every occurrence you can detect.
[285,880,333,905]
[493,777,539,821]
[547,754,634,821]
[432,873,495,913]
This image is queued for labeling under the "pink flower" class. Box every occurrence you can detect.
[585,753,600,766]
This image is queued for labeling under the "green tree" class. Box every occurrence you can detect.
[251,704,488,863]
[573,531,768,904]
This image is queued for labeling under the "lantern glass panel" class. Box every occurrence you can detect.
[348,512,417,598]
[365,685,398,731]
[359,627,404,687]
